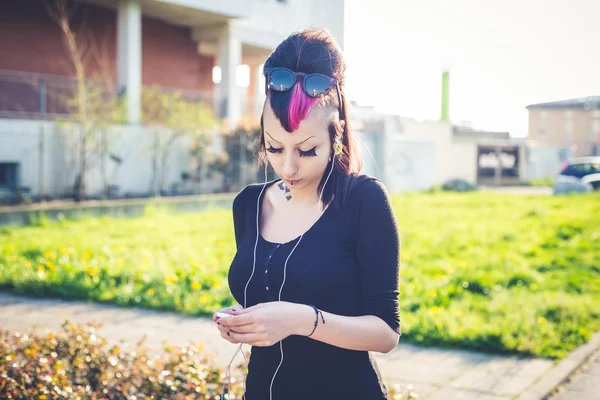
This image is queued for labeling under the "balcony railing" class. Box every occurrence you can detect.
[0,69,215,122]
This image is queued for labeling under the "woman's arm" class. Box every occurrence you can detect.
[219,301,398,353]
[300,178,401,353]
[293,303,399,353]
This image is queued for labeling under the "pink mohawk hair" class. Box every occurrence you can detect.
[287,82,319,131]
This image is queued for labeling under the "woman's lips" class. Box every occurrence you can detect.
[285,179,301,186]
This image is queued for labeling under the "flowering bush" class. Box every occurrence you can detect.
[0,321,244,399]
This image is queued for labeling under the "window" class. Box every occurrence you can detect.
[0,163,18,189]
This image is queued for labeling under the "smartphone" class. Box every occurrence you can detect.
[215,312,233,319]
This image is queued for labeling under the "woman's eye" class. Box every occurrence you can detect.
[299,146,317,157]
[266,146,283,154]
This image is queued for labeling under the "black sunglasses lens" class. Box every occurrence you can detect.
[269,69,296,91]
[304,75,333,97]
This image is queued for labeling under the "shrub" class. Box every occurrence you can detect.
[441,179,478,192]
[0,321,244,399]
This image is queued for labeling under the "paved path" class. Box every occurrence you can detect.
[0,292,563,399]
[549,350,600,400]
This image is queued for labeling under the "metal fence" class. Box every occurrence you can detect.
[0,69,215,121]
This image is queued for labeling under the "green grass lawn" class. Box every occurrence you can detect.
[1,192,599,359]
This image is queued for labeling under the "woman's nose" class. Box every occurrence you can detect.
[281,152,298,177]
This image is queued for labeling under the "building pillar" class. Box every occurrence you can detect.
[248,63,265,119]
[117,0,142,124]
[216,23,242,130]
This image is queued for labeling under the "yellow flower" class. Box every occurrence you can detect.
[146,288,155,297]
[24,260,32,268]
[46,261,55,271]
[428,291,437,298]
[538,317,547,324]
[165,275,179,285]
[431,306,440,313]
[43,251,56,260]
[191,281,201,291]
[60,247,70,255]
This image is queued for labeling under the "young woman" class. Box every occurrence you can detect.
[213,28,401,400]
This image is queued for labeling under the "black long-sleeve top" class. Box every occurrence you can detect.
[227,176,401,399]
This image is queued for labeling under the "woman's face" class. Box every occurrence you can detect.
[262,101,334,192]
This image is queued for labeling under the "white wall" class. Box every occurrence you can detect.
[524,145,567,181]
[0,120,67,199]
[403,121,478,186]
[384,137,437,193]
[0,119,218,201]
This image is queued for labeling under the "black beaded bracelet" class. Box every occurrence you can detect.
[307,305,325,337]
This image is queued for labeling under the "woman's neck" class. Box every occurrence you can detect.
[279,180,321,208]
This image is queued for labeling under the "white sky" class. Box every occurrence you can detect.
[343,0,600,137]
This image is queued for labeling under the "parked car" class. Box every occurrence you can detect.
[553,157,600,194]
[559,157,600,179]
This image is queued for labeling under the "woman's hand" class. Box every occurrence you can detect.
[213,304,243,344]
[218,301,314,347]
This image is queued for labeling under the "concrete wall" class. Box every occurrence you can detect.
[403,121,478,186]
[0,119,221,202]
[384,137,437,193]
[523,145,568,181]
[0,120,66,199]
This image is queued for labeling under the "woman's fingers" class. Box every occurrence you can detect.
[218,325,240,343]
[227,331,266,345]
[213,304,243,321]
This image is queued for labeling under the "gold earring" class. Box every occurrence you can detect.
[335,141,343,155]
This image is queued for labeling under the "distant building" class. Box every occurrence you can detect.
[526,96,600,157]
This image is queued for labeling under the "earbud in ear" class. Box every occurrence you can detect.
[334,136,343,156]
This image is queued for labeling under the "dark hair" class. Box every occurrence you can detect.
[258,28,364,209]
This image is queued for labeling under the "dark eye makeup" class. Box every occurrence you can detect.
[266,145,318,157]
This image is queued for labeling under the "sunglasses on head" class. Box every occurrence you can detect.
[264,67,341,99]
[264,67,345,122]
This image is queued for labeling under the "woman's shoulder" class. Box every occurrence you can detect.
[345,174,390,207]
[233,181,274,211]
